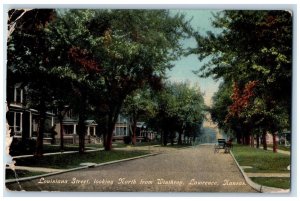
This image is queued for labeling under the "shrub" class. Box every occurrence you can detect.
[123,136,132,144]
[9,138,36,156]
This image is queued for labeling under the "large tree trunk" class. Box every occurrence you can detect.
[78,92,87,154]
[236,132,242,144]
[170,131,174,146]
[104,104,122,151]
[102,116,113,151]
[256,133,260,149]
[163,129,168,146]
[262,129,268,150]
[104,117,115,151]
[250,134,255,147]
[131,118,137,145]
[58,113,65,151]
[59,109,69,151]
[60,121,64,151]
[243,135,250,145]
[177,129,183,145]
[35,99,46,157]
[78,113,85,154]
[272,133,278,153]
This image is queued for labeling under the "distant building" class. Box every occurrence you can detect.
[136,122,155,141]
[112,118,156,142]
[54,109,99,144]
[112,115,129,140]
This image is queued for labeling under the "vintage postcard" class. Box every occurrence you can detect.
[4,7,293,194]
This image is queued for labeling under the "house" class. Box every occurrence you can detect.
[112,116,156,142]
[7,83,99,144]
[7,83,157,145]
[7,83,56,141]
[54,109,99,144]
[112,115,129,141]
[136,122,156,141]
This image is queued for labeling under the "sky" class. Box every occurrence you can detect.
[166,10,222,106]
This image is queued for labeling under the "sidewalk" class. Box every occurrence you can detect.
[272,148,290,155]
[259,147,290,155]
[246,172,290,178]
[7,166,66,173]
[12,147,104,159]
[231,151,290,193]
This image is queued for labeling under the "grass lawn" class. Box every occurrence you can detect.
[231,144,290,173]
[13,150,149,169]
[5,169,45,180]
[250,177,290,189]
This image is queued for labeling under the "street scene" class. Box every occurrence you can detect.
[5,9,292,193]
[6,147,255,192]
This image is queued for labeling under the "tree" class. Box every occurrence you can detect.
[149,82,205,146]
[122,88,157,145]
[96,10,192,150]
[210,82,235,135]
[51,79,74,151]
[46,9,193,151]
[45,10,104,154]
[194,10,292,152]
[171,82,205,144]
[7,9,56,157]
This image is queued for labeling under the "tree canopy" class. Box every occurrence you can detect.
[148,82,206,145]
[7,9,195,154]
[47,9,193,151]
[195,10,292,151]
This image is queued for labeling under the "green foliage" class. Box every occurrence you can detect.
[7,9,57,108]
[7,9,58,156]
[149,81,206,142]
[196,10,292,140]
[210,82,233,131]
[122,89,158,121]
[7,9,205,150]
[45,9,193,150]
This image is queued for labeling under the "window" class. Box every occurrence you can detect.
[114,126,127,136]
[8,112,23,136]
[15,112,22,132]
[64,125,75,135]
[118,115,127,123]
[32,119,38,132]
[89,127,94,135]
[14,86,23,104]
[66,110,73,119]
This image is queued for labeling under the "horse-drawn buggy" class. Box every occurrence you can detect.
[214,138,233,153]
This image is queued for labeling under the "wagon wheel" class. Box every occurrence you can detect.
[224,145,230,153]
[214,144,219,153]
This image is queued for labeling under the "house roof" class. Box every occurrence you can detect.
[62,119,78,125]
[136,122,146,128]
[85,120,98,126]
[62,119,98,126]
